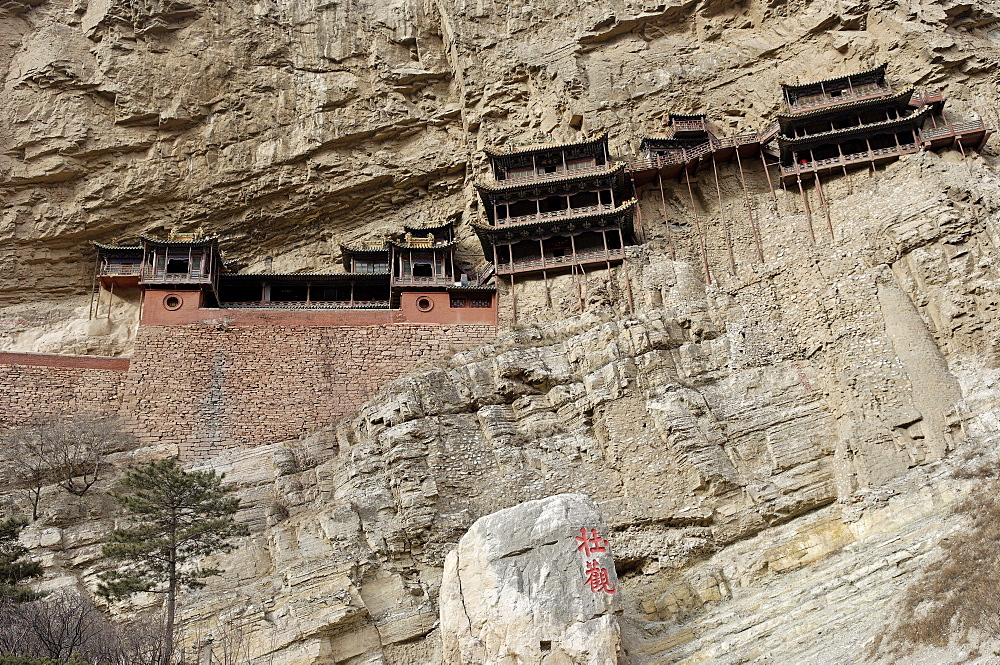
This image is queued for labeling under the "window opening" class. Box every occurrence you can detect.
[166,259,190,274]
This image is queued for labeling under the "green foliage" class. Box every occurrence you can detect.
[0,516,42,602]
[0,656,67,665]
[97,458,248,601]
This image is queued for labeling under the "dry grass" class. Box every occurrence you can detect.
[872,460,1000,657]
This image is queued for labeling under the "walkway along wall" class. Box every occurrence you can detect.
[0,322,497,459]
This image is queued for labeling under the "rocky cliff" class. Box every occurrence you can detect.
[4,0,1000,662]
[3,0,1000,349]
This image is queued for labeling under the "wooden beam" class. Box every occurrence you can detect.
[658,172,676,260]
[735,148,764,263]
[711,155,736,275]
[813,173,833,239]
[797,177,816,244]
[684,169,711,285]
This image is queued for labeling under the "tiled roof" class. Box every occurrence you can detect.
[781,62,889,93]
[340,241,389,254]
[777,88,914,121]
[483,131,610,158]
[474,161,627,193]
[387,239,458,250]
[471,198,637,235]
[93,242,142,250]
[140,234,219,246]
[777,106,930,147]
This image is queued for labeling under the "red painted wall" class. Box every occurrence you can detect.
[140,289,497,327]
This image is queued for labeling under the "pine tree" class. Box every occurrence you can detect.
[97,458,248,664]
[0,515,43,602]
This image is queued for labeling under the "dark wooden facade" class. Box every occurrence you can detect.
[474,133,637,277]
[772,64,990,183]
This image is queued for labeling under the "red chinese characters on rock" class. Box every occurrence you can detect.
[575,526,616,594]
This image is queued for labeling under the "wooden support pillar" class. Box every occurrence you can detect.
[510,274,518,324]
[735,148,764,263]
[622,257,634,314]
[797,177,816,244]
[539,238,546,269]
[865,136,875,172]
[684,169,711,285]
[107,281,114,321]
[957,138,973,175]
[572,264,584,312]
[628,174,646,244]
[658,172,676,260]
[350,281,355,307]
[261,281,267,304]
[712,155,737,275]
[837,142,851,193]
[306,282,311,305]
[759,150,777,202]
[88,254,100,320]
[542,269,552,308]
[814,173,833,239]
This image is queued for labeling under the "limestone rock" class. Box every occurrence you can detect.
[440,494,622,665]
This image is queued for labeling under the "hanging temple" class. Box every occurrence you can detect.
[91,64,990,327]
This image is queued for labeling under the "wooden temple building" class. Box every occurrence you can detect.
[93,232,223,316]
[472,132,638,290]
[769,63,990,184]
[92,222,495,324]
[90,62,992,319]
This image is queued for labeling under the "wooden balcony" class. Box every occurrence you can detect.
[778,142,920,183]
[497,203,618,227]
[788,85,894,114]
[498,162,618,185]
[922,119,990,149]
[496,248,626,275]
[664,119,708,137]
[391,275,455,287]
[141,268,214,285]
[910,89,944,107]
[100,264,142,277]
[222,301,391,309]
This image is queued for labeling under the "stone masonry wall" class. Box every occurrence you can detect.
[121,323,497,458]
[0,355,127,429]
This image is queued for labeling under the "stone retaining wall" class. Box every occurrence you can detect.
[0,355,128,428]
[1,324,496,458]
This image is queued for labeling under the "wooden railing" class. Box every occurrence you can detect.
[392,275,454,286]
[100,264,141,276]
[223,301,391,309]
[498,203,617,226]
[779,142,919,175]
[788,85,893,113]
[474,261,495,285]
[911,89,944,107]
[500,162,617,184]
[496,248,625,272]
[922,119,986,140]
[665,119,708,137]
[759,120,781,144]
[142,269,213,283]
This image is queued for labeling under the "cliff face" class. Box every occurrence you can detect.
[2,0,999,349]
[12,149,1000,663]
[5,0,1000,662]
